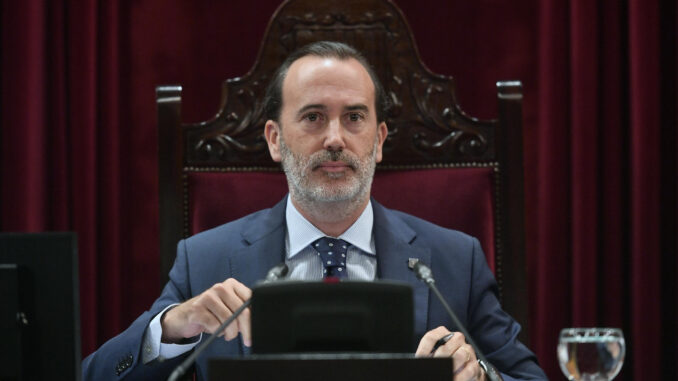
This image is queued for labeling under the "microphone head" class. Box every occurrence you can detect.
[265,263,289,282]
[412,261,435,284]
[280,264,289,277]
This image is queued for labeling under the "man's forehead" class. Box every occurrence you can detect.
[281,56,376,105]
[286,55,370,79]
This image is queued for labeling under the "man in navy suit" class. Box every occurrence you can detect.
[83,41,546,380]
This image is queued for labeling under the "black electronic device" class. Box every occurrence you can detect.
[209,354,453,381]
[250,281,413,354]
[0,232,81,381]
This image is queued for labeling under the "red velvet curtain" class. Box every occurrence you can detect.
[0,0,128,356]
[533,0,676,379]
[1,1,675,380]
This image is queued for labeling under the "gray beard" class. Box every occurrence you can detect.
[279,137,377,222]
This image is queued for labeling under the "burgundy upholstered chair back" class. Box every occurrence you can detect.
[157,0,527,334]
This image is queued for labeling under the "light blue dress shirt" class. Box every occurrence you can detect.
[284,196,377,281]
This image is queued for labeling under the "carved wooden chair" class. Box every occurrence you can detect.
[157,0,527,338]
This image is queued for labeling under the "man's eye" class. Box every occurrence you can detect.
[348,113,364,122]
[305,113,320,122]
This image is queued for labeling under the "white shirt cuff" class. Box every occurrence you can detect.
[141,304,202,364]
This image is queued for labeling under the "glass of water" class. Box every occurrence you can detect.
[557,328,625,380]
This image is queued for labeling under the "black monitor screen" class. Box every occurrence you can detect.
[250,281,413,354]
[0,232,81,381]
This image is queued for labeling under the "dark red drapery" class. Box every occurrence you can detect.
[533,0,676,379]
[1,1,675,379]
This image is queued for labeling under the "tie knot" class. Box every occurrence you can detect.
[312,237,349,278]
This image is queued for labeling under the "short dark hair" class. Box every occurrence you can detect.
[263,41,389,123]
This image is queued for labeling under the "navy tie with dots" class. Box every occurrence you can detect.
[312,237,349,279]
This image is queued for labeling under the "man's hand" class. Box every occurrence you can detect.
[160,278,253,346]
[415,326,486,381]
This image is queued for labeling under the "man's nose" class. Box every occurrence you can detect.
[323,119,346,151]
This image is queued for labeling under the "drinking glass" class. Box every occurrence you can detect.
[557,328,625,380]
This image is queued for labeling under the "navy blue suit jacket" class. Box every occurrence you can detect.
[83,197,546,380]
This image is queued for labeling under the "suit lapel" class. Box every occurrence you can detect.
[229,197,287,288]
[228,197,288,355]
[372,200,431,339]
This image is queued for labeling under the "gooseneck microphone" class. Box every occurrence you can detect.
[411,261,503,381]
[167,263,289,381]
[264,262,289,282]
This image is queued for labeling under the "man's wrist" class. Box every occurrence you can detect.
[160,305,183,343]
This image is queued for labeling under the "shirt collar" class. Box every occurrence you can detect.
[285,196,375,259]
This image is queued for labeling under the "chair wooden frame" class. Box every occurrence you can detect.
[157,0,528,339]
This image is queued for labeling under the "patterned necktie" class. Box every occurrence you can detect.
[312,237,349,279]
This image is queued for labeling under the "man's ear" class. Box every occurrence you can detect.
[264,120,282,162]
[375,122,388,163]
